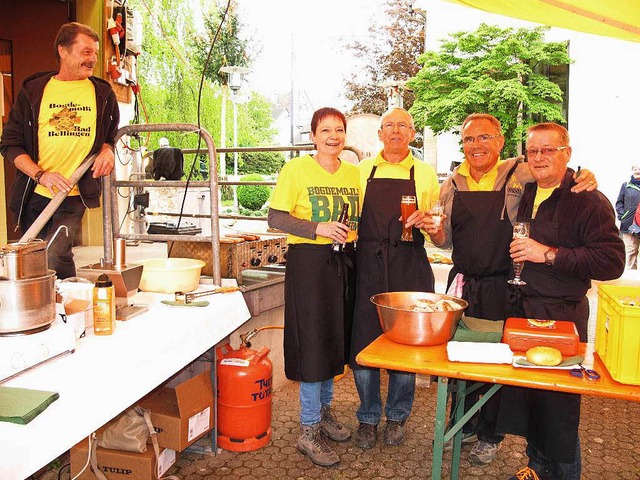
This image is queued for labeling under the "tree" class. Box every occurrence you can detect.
[191,1,251,85]
[238,151,286,176]
[408,24,572,157]
[343,0,424,116]
[129,0,276,179]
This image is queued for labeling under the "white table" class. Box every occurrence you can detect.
[0,290,251,480]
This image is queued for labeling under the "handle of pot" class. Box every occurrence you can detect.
[46,225,69,252]
[19,153,98,243]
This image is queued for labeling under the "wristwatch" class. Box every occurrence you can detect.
[544,247,558,266]
[34,170,45,185]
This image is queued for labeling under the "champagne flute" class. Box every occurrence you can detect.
[508,221,530,286]
[431,200,444,229]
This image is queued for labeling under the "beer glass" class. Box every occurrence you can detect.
[508,221,530,285]
[400,195,417,241]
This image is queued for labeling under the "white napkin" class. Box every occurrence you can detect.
[446,341,514,364]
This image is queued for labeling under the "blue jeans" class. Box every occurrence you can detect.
[353,368,415,424]
[299,379,334,425]
[527,437,581,480]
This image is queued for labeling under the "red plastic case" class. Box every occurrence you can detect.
[502,317,579,355]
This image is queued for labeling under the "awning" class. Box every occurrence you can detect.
[444,0,640,43]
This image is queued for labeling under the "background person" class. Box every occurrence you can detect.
[501,123,625,480]
[268,107,359,467]
[0,22,119,279]
[615,164,640,269]
[425,113,597,466]
[349,107,440,449]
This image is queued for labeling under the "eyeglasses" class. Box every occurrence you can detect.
[381,122,413,132]
[525,146,568,157]
[462,134,500,144]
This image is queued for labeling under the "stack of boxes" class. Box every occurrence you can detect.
[70,370,215,479]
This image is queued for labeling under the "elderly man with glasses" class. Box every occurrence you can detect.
[350,107,440,449]
[498,122,625,480]
[426,114,597,467]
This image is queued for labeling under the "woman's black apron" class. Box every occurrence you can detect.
[349,165,434,368]
[497,182,587,463]
[284,242,356,383]
[449,162,520,320]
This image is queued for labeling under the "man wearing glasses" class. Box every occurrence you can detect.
[426,114,596,467]
[499,123,624,480]
[349,107,440,449]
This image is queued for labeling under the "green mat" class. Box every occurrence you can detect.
[0,386,59,425]
[452,316,504,343]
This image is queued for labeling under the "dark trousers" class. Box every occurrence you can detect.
[22,193,86,279]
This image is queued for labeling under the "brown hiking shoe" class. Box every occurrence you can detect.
[319,405,351,441]
[354,422,378,449]
[383,420,406,446]
[297,424,340,467]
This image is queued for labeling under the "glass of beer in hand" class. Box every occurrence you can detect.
[508,221,530,286]
[400,195,417,241]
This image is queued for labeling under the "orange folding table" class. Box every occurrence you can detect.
[356,335,640,479]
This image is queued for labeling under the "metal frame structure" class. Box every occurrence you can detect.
[104,123,222,285]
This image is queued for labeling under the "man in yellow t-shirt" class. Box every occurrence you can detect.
[0,22,119,278]
[349,108,440,450]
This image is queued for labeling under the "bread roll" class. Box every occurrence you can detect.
[526,346,563,366]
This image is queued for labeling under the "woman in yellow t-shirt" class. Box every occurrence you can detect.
[268,107,359,467]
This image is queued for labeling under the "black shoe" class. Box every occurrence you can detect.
[383,420,406,446]
[354,423,377,449]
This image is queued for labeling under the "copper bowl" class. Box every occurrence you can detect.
[371,292,468,346]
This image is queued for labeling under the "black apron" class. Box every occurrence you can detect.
[349,165,434,368]
[497,182,586,463]
[448,162,520,320]
[284,242,356,382]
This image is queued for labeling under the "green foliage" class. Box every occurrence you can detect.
[191,1,251,84]
[237,151,285,175]
[128,0,277,179]
[237,174,271,211]
[408,24,571,157]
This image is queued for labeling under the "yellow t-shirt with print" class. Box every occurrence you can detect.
[270,155,360,245]
[35,77,97,198]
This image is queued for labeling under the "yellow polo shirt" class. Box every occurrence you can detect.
[457,159,504,192]
[358,151,440,212]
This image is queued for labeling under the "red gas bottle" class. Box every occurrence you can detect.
[216,343,272,452]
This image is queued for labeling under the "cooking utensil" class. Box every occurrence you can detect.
[161,300,210,307]
[371,292,468,346]
[0,271,57,334]
[570,364,601,380]
[174,286,240,304]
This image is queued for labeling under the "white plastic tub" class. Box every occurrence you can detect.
[136,258,205,293]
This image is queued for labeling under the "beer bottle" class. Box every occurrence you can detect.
[332,203,350,253]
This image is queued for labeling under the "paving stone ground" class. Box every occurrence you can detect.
[38,369,640,480]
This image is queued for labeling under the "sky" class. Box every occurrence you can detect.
[236,0,387,110]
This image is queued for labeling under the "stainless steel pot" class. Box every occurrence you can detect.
[0,271,57,333]
[0,226,68,280]
[0,239,48,280]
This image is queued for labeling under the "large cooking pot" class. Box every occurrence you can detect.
[0,239,48,280]
[0,226,68,280]
[0,270,57,333]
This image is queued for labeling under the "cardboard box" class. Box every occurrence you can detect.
[139,370,214,451]
[70,438,177,480]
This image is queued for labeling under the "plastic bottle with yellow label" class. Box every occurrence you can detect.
[93,274,115,335]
